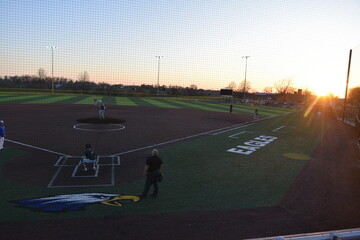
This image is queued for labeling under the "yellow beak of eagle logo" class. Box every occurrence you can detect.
[100,195,140,207]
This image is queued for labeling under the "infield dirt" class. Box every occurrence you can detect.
[1,104,360,239]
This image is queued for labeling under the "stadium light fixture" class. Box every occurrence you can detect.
[242,56,250,100]
[47,46,56,94]
[156,56,163,97]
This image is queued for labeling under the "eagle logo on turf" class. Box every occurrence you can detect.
[13,193,140,212]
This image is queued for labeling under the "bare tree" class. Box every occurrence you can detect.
[37,68,47,80]
[189,84,198,96]
[263,86,273,93]
[189,84,198,90]
[349,87,360,105]
[237,80,251,93]
[78,71,90,82]
[227,81,237,90]
[274,77,294,94]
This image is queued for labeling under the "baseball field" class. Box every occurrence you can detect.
[0,92,359,240]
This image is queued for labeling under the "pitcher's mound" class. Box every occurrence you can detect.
[76,117,126,124]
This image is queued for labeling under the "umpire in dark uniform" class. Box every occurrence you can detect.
[140,149,163,198]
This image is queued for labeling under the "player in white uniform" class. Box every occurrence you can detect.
[98,100,106,119]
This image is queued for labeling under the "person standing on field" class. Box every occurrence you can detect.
[140,149,163,198]
[254,108,259,119]
[0,120,5,150]
[98,100,106,119]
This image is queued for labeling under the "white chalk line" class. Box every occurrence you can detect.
[272,125,296,133]
[212,123,254,135]
[5,139,67,156]
[272,126,285,132]
[229,131,253,139]
[47,165,63,188]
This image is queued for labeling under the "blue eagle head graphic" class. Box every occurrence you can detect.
[14,193,140,212]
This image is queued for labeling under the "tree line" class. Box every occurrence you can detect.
[0,69,206,96]
[226,77,298,95]
[1,68,359,104]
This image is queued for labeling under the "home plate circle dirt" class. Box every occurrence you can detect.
[283,153,311,160]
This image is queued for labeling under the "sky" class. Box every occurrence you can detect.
[1,0,360,97]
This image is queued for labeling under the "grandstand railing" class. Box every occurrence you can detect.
[246,227,360,240]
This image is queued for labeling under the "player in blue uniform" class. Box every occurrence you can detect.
[0,120,5,150]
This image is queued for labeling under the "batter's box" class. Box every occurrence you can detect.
[54,156,80,166]
[98,155,121,166]
[47,155,120,188]
[72,164,100,178]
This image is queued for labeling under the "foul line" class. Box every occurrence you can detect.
[229,131,253,139]
[272,126,285,132]
[5,139,67,156]
[212,123,254,135]
[113,112,292,156]
[113,124,254,156]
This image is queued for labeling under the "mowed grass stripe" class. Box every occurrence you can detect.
[190,101,226,112]
[199,102,255,115]
[128,97,157,107]
[115,97,137,106]
[101,96,117,106]
[54,95,88,104]
[198,101,232,113]
[142,98,179,108]
[162,99,206,110]
[25,95,75,104]
[0,94,51,103]
[240,104,291,115]
[0,94,14,99]
[161,99,196,109]
[75,96,99,104]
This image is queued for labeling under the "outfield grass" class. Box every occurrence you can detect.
[0,110,328,222]
[0,92,294,117]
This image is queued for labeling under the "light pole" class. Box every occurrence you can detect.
[242,56,250,100]
[47,46,56,94]
[156,56,163,97]
[343,49,352,121]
